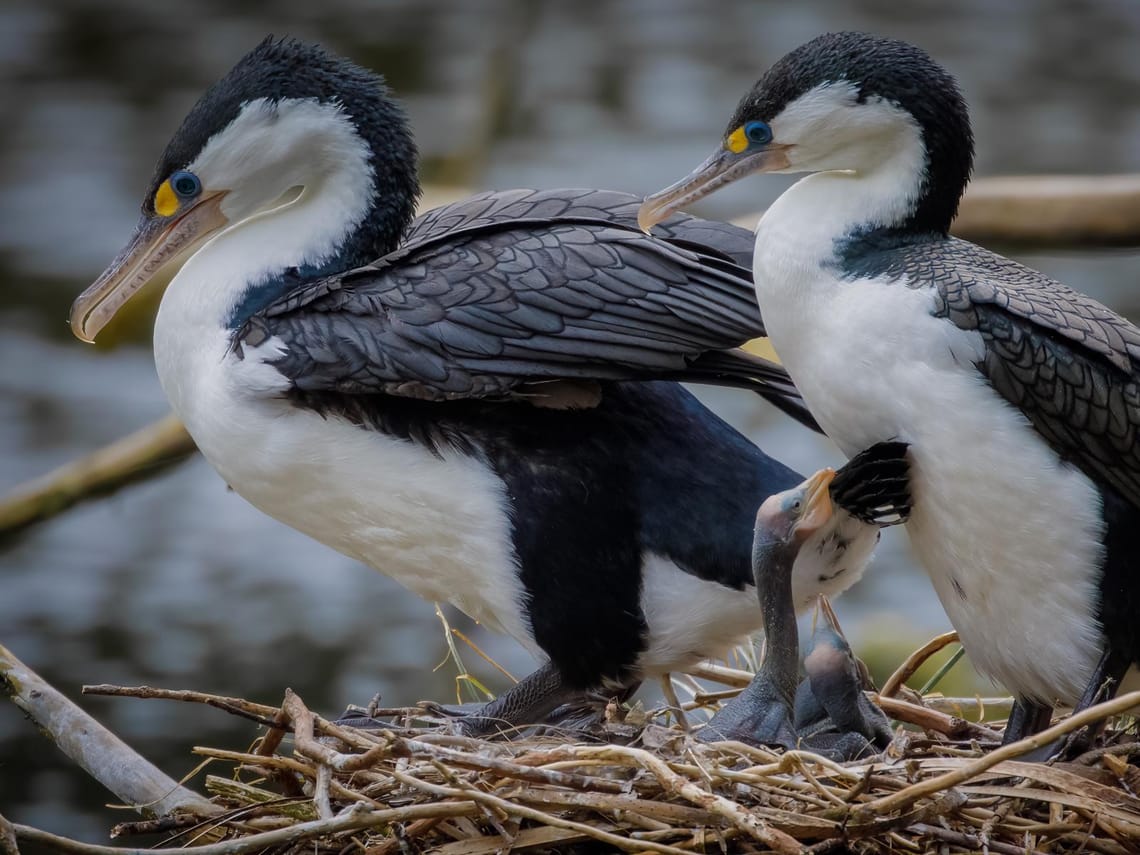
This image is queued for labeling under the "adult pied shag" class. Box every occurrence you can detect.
[640,31,1140,747]
[70,38,891,733]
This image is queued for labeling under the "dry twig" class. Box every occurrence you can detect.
[0,644,216,819]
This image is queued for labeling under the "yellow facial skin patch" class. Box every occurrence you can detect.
[153,180,179,217]
[725,126,750,154]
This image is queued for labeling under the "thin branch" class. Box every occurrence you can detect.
[82,684,286,728]
[573,744,804,854]
[909,821,1051,855]
[875,694,1000,743]
[856,689,1140,819]
[0,643,216,819]
[383,760,696,855]
[11,803,480,855]
[879,631,959,698]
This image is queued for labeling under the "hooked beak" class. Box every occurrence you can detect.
[70,191,229,343]
[637,143,791,232]
[795,467,836,540]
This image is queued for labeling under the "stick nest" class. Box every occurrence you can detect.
[93,657,1140,855]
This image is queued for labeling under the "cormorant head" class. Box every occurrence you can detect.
[754,466,836,559]
[71,37,419,342]
[639,32,973,237]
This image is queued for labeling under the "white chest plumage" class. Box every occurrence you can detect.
[752,212,1106,704]
[153,300,537,655]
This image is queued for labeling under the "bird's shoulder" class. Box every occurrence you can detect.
[864,235,1140,375]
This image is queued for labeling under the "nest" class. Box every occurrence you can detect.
[80,636,1140,855]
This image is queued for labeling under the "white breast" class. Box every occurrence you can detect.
[752,227,1106,704]
[152,308,536,654]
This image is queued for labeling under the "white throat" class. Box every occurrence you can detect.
[756,87,928,272]
[152,97,376,437]
[160,98,376,338]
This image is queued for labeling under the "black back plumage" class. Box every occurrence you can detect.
[727,32,973,235]
[236,188,818,429]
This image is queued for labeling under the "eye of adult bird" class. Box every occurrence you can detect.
[153,170,202,217]
[171,171,202,199]
[744,120,773,146]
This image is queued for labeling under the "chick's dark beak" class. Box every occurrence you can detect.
[70,191,228,343]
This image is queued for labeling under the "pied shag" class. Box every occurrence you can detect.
[69,36,891,734]
[640,31,1140,748]
[699,441,909,758]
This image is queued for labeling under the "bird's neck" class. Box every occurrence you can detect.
[755,126,947,276]
[163,177,413,349]
[153,163,415,429]
[753,537,800,699]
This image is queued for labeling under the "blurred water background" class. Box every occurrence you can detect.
[3,0,1140,841]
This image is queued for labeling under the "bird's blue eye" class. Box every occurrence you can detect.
[171,171,201,199]
[744,121,773,145]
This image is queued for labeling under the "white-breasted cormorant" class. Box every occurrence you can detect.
[640,31,1140,749]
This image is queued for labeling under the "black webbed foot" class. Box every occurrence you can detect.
[334,662,595,739]
[1003,648,1129,762]
[696,673,798,750]
[829,440,912,526]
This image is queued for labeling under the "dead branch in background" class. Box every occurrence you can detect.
[0,413,194,535]
[953,174,1140,248]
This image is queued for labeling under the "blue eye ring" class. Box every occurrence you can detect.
[744,120,773,145]
[170,171,201,199]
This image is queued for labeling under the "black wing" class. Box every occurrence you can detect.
[237,188,818,428]
[402,188,756,268]
[877,237,1140,507]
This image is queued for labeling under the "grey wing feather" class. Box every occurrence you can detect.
[238,195,811,422]
[403,188,755,267]
[888,238,1140,506]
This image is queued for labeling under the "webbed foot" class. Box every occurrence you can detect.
[696,674,798,750]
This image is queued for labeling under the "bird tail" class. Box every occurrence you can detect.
[672,349,823,433]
